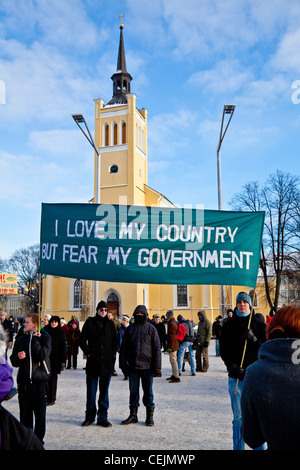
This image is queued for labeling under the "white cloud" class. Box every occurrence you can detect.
[27,129,92,156]
[271,27,300,73]
[0,0,99,50]
[148,109,198,159]
[0,38,101,125]
[188,60,252,95]
[0,149,92,209]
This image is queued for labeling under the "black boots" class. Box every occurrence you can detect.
[121,407,138,425]
[146,406,155,426]
[121,406,155,426]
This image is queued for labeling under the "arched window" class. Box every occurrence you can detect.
[113,123,118,145]
[107,292,120,318]
[122,122,126,143]
[107,293,119,303]
[74,279,83,309]
[104,124,109,146]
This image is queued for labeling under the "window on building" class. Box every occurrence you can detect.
[280,275,286,285]
[177,285,188,307]
[122,122,126,143]
[104,124,109,146]
[113,123,118,145]
[74,279,83,309]
[248,289,258,308]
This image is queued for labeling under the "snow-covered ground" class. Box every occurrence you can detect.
[4,341,237,451]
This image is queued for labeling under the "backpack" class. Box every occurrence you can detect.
[183,320,195,342]
[176,323,187,341]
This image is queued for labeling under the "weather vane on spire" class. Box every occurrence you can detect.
[119,13,124,28]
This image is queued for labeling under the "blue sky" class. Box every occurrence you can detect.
[1,0,300,259]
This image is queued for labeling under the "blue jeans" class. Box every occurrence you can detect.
[215,339,220,356]
[178,341,196,374]
[228,377,266,450]
[128,369,154,408]
[85,374,111,422]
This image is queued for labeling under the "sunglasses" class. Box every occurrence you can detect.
[99,308,107,311]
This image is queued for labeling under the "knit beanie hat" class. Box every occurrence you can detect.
[236,292,252,308]
[96,300,108,311]
[166,310,174,319]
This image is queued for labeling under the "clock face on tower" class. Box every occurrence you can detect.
[109,164,119,174]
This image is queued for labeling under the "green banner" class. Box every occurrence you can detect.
[40,203,265,287]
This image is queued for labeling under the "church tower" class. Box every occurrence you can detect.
[93,20,148,207]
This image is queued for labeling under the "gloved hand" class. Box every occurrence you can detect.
[203,341,209,348]
[153,368,161,377]
[228,363,245,380]
[192,339,200,350]
[244,328,257,343]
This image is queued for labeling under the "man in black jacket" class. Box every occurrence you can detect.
[10,313,51,444]
[120,305,161,426]
[79,300,118,428]
[220,292,266,450]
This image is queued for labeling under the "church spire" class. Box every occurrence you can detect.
[107,17,132,106]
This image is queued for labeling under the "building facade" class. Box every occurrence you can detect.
[41,23,264,325]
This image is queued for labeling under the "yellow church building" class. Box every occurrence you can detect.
[41,22,270,325]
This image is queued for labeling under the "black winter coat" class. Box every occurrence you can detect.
[79,314,118,377]
[10,329,51,384]
[220,309,266,378]
[0,405,44,450]
[45,325,67,374]
[241,338,300,450]
[119,321,161,371]
[153,321,167,347]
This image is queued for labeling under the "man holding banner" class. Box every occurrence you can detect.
[220,292,266,450]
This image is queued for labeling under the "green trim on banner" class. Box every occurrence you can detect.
[40,203,265,287]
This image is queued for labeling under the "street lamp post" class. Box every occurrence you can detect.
[72,114,100,316]
[217,104,235,317]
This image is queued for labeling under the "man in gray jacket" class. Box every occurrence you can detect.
[120,305,161,426]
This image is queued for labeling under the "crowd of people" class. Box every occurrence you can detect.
[0,295,299,450]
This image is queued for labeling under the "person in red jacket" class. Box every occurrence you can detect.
[166,310,180,383]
